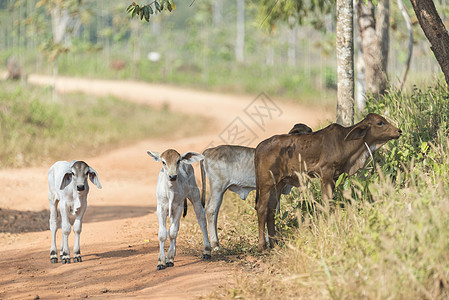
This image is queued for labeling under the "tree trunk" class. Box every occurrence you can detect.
[357,0,387,99]
[409,0,449,86]
[398,0,413,89]
[51,6,70,44]
[336,0,354,126]
[213,0,223,26]
[235,0,245,63]
[355,2,366,112]
[287,23,297,67]
[376,0,389,77]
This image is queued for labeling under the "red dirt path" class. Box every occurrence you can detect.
[0,75,332,299]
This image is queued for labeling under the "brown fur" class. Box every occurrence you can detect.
[6,57,21,80]
[288,123,313,135]
[254,113,402,251]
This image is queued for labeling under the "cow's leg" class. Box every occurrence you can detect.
[321,175,335,207]
[266,189,279,249]
[257,186,272,252]
[157,203,168,270]
[190,187,212,259]
[72,206,86,263]
[205,184,225,251]
[59,206,71,264]
[166,204,183,267]
[59,238,64,260]
[49,198,59,264]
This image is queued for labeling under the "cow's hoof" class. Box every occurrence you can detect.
[73,256,82,263]
[157,264,166,271]
[166,262,174,268]
[61,258,70,264]
[50,257,58,264]
[202,254,211,260]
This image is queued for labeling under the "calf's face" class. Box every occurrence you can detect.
[60,161,102,191]
[147,149,204,182]
[345,113,402,146]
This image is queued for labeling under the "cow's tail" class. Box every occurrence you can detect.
[183,198,188,218]
[254,150,260,211]
[200,159,207,208]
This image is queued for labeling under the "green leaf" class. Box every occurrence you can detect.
[335,173,346,188]
[126,4,134,13]
[148,5,153,15]
[155,1,161,12]
[144,6,150,22]
[343,178,351,190]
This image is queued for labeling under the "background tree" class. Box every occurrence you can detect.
[235,0,245,63]
[336,0,354,126]
[409,0,449,86]
[258,0,354,125]
[397,0,413,89]
[357,0,388,100]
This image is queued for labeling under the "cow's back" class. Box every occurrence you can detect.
[204,145,256,188]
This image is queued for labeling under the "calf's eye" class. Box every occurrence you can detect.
[377,121,384,126]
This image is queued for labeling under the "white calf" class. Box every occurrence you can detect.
[48,160,102,264]
[147,149,211,271]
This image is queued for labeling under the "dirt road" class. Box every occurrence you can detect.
[0,75,332,299]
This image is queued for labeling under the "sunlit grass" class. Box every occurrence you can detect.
[181,83,449,299]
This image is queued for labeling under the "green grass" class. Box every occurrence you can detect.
[181,82,449,299]
[0,81,209,168]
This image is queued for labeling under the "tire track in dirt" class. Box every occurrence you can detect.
[0,75,333,299]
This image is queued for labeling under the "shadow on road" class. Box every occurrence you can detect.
[0,205,155,233]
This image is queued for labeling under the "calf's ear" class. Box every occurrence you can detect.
[60,172,72,190]
[181,152,204,165]
[147,151,161,162]
[345,125,369,141]
[88,167,102,189]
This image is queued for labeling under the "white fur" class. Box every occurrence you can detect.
[48,160,101,264]
[148,150,211,270]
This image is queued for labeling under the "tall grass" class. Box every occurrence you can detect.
[0,81,209,168]
[198,83,449,299]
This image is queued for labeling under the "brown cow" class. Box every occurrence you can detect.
[6,57,21,80]
[254,113,401,251]
[201,123,312,251]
